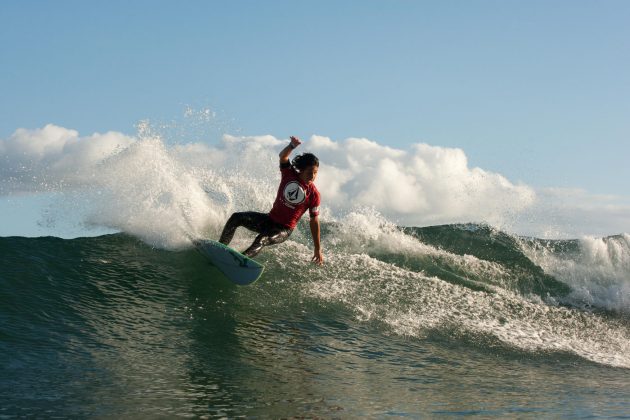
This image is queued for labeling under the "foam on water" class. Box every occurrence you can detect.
[329,211,526,293]
[296,245,630,369]
[258,213,630,368]
[522,235,630,314]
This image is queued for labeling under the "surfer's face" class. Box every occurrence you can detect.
[299,165,318,184]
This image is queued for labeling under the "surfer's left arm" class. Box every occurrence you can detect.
[310,216,323,265]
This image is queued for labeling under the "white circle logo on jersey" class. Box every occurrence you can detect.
[283,181,306,204]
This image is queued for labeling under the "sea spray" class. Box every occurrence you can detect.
[80,132,288,249]
[521,234,630,314]
[67,136,212,248]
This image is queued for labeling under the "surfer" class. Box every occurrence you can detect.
[219,136,323,264]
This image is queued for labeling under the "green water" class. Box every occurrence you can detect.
[1,229,629,418]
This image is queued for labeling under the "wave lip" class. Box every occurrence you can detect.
[522,233,630,315]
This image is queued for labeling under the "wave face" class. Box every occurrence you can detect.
[309,221,630,364]
[1,226,629,417]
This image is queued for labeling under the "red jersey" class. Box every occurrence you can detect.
[268,165,320,229]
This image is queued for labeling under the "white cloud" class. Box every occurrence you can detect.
[0,124,135,194]
[1,125,628,239]
[307,136,536,229]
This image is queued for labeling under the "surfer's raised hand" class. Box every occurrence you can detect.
[280,136,302,164]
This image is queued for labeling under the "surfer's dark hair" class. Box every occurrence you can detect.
[292,153,319,171]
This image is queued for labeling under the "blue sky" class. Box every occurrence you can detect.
[1,1,629,236]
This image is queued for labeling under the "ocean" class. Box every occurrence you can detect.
[1,224,629,418]
[1,129,629,417]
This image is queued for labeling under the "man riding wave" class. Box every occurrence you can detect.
[219,136,323,264]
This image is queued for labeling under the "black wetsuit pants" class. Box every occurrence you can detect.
[219,212,292,258]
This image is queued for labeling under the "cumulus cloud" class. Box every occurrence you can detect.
[307,136,536,228]
[1,125,628,238]
[0,124,135,194]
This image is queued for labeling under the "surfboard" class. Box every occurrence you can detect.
[193,239,264,285]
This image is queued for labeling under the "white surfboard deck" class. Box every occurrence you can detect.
[193,239,264,285]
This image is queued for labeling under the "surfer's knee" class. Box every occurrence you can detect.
[244,237,264,258]
[268,229,292,245]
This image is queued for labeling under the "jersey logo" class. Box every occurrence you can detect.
[283,181,306,205]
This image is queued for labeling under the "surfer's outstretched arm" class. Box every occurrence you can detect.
[310,216,323,265]
[279,136,302,164]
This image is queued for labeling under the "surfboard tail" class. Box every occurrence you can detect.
[194,239,264,285]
